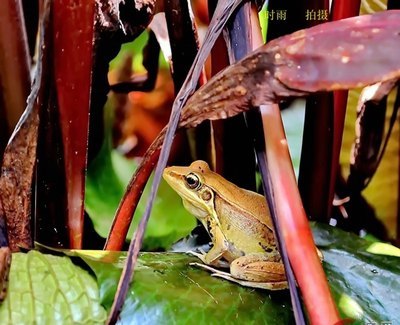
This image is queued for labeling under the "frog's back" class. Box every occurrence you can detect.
[215,193,276,257]
[203,171,274,230]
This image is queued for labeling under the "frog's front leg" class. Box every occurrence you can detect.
[188,225,229,268]
[212,253,288,290]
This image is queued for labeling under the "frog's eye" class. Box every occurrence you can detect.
[185,173,201,190]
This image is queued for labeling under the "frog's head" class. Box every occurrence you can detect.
[163,160,215,220]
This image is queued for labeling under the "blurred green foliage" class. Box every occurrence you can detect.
[85,94,196,250]
[109,31,168,73]
[85,133,196,250]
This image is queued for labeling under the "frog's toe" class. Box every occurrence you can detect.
[187,250,207,263]
[190,262,231,276]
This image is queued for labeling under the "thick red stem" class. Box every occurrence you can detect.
[53,0,95,248]
[261,103,340,324]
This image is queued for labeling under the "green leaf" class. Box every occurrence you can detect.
[366,242,400,257]
[313,223,400,324]
[80,252,293,325]
[79,223,400,324]
[0,251,107,324]
[1,224,398,324]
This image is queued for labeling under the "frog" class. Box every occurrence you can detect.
[163,160,289,290]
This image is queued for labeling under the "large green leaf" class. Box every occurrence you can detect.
[0,251,107,324]
[81,252,294,324]
[1,224,398,324]
[78,223,399,324]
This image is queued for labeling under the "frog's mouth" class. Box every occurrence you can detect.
[163,168,183,191]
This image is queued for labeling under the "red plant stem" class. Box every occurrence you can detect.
[254,7,338,322]
[249,8,305,323]
[0,0,31,139]
[261,103,340,324]
[299,93,334,221]
[331,0,361,20]
[165,0,201,91]
[53,0,95,249]
[328,0,361,219]
[212,1,257,190]
[104,134,162,250]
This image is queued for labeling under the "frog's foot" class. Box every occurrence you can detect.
[187,250,230,268]
[212,273,288,291]
[187,249,207,264]
[189,262,232,276]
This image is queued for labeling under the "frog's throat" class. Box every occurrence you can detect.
[182,199,223,233]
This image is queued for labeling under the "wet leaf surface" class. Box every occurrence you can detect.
[0,224,398,324]
[313,223,400,323]
[82,252,294,325]
[81,223,399,324]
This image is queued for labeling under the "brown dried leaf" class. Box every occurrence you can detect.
[181,11,400,128]
[0,107,38,251]
[0,5,52,251]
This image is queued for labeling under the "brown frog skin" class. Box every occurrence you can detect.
[163,160,288,290]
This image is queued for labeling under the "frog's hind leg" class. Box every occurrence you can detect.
[213,253,288,290]
[211,273,288,290]
[231,254,286,281]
